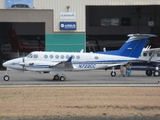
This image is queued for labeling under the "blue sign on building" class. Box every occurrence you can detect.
[60,22,76,30]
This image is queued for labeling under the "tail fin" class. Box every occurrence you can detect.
[97,34,156,58]
[9,29,23,51]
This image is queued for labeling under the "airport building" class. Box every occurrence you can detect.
[0,0,160,58]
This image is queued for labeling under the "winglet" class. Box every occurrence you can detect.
[66,56,73,62]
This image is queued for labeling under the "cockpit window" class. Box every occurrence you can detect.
[27,53,33,58]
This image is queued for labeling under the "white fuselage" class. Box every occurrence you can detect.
[3,51,135,72]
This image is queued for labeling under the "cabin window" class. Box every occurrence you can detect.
[76,55,80,59]
[44,55,48,59]
[143,53,147,57]
[157,53,160,57]
[50,55,53,59]
[34,54,38,58]
[72,55,75,59]
[66,55,69,59]
[95,56,99,59]
[55,55,59,59]
[149,53,152,56]
[61,55,64,59]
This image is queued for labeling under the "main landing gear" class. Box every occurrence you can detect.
[53,74,66,81]
[110,67,116,77]
[146,70,160,76]
[110,71,116,77]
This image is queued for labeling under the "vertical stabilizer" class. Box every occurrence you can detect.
[9,29,23,51]
[97,34,156,58]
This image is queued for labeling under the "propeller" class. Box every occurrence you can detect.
[19,57,25,71]
[22,57,25,71]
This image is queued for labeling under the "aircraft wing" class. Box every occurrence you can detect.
[106,62,128,68]
[49,56,73,69]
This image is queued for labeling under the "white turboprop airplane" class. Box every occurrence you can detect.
[2,34,156,81]
[130,46,160,76]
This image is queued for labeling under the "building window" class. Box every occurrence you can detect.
[101,18,119,26]
[121,18,131,26]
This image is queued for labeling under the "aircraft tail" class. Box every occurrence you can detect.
[9,29,23,51]
[97,34,156,58]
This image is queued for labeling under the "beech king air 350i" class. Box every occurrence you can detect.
[2,34,156,81]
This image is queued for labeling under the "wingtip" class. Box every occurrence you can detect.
[67,56,73,62]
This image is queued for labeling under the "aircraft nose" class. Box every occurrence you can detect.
[2,61,8,67]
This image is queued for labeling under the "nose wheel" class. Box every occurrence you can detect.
[110,71,116,77]
[3,75,10,81]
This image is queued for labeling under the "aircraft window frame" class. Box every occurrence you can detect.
[44,55,48,59]
[34,54,38,58]
[61,55,64,59]
[50,55,54,59]
[95,56,99,59]
[143,53,147,57]
[55,55,59,59]
[76,55,80,59]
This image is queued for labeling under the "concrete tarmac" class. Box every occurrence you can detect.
[0,70,160,86]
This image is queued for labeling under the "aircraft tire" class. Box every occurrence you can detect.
[146,70,152,76]
[53,74,60,80]
[3,75,10,81]
[60,76,66,81]
[111,71,116,77]
[153,70,160,76]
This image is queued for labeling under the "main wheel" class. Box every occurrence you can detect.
[3,75,10,81]
[146,70,152,76]
[60,76,66,81]
[53,74,60,80]
[110,71,116,77]
[154,70,160,76]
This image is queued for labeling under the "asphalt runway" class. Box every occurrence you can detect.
[0,70,160,86]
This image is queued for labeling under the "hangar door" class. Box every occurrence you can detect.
[0,9,53,61]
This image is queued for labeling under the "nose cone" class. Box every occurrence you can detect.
[2,61,8,67]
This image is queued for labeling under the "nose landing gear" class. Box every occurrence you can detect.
[3,75,10,81]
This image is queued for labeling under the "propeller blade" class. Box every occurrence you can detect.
[23,57,25,71]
